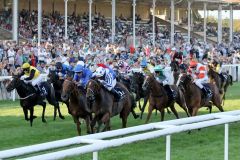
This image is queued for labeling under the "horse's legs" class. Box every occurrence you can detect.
[160,107,165,121]
[56,102,65,120]
[101,112,111,132]
[23,107,29,121]
[40,101,47,123]
[90,115,98,133]
[85,115,92,134]
[65,101,71,114]
[138,100,142,111]
[29,107,34,127]
[169,105,179,119]
[140,97,149,119]
[145,104,153,124]
[192,107,199,116]
[176,90,190,117]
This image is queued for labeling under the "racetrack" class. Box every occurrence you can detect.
[0,83,240,160]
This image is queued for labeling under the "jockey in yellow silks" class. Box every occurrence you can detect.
[20,63,46,96]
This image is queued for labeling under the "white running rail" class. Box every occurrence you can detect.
[0,110,240,160]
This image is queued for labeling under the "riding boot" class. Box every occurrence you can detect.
[201,87,212,99]
[37,85,46,98]
[111,88,124,102]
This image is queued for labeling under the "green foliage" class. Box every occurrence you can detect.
[0,83,240,160]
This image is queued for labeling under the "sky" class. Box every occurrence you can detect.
[199,10,240,19]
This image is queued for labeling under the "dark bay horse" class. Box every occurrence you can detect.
[6,75,64,126]
[48,70,70,114]
[86,79,131,132]
[178,74,224,116]
[61,77,92,135]
[115,70,139,119]
[208,66,233,105]
[142,74,189,123]
[130,72,149,119]
[170,61,180,84]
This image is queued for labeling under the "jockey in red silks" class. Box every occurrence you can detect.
[189,60,212,98]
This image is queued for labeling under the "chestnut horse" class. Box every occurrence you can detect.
[178,74,224,116]
[208,66,233,105]
[86,79,131,132]
[61,77,92,135]
[142,74,189,123]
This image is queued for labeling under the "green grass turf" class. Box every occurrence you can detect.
[0,83,240,160]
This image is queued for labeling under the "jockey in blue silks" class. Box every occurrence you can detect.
[73,64,92,89]
[55,62,69,78]
[93,64,124,101]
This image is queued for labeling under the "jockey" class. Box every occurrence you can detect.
[189,60,212,98]
[20,63,46,97]
[73,65,92,89]
[118,60,131,74]
[94,64,124,101]
[211,59,228,91]
[154,65,176,100]
[140,60,151,75]
[55,62,69,79]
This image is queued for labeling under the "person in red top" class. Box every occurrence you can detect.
[189,60,212,98]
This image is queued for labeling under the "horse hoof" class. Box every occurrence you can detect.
[60,116,65,120]
[25,118,30,121]
[42,119,47,123]
[33,116,37,119]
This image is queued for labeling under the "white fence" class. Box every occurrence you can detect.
[0,110,240,160]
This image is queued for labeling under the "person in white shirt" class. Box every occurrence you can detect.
[7,47,15,65]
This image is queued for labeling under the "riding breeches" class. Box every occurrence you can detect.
[194,77,208,89]
[22,74,43,87]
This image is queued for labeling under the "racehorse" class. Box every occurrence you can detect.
[170,60,180,85]
[6,74,65,126]
[48,70,70,114]
[115,70,139,119]
[61,76,92,135]
[208,66,233,105]
[86,79,131,132]
[142,74,189,123]
[178,74,224,116]
[130,72,149,119]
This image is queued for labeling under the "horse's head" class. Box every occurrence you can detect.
[142,74,155,91]
[6,75,22,92]
[170,61,179,72]
[61,76,74,101]
[86,79,101,102]
[178,74,193,88]
[48,70,59,83]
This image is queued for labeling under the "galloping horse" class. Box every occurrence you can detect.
[208,66,233,105]
[130,72,149,119]
[6,74,64,126]
[61,76,92,135]
[170,61,180,84]
[48,70,70,114]
[86,79,131,132]
[142,74,189,123]
[115,70,139,119]
[178,74,224,116]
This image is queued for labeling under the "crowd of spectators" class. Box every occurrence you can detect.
[1,9,240,99]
